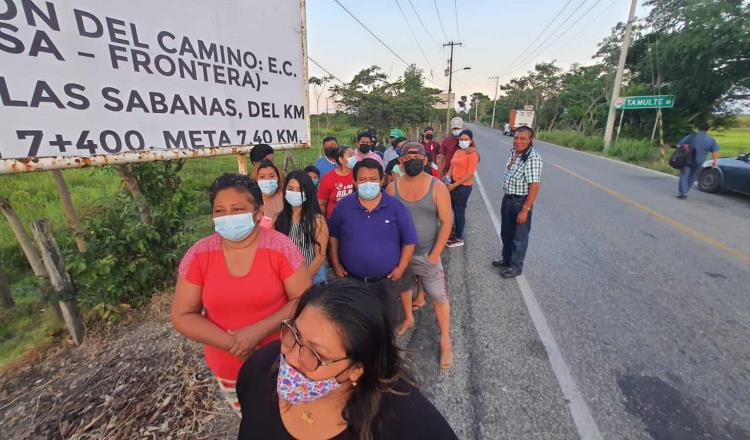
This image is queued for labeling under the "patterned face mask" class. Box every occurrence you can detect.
[277,354,345,405]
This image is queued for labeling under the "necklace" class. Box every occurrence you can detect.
[301,410,315,425]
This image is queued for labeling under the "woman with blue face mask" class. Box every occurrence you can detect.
[275,170,329,285]
[171,173,312,414]
[252,160,285,228]
[236,279,458,440]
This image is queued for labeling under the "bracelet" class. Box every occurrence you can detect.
[523,206,532,211]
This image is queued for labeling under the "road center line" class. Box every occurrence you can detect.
[475,172,603,440]
[552,163,750,265]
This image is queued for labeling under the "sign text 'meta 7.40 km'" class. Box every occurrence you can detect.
[614,95,676,110]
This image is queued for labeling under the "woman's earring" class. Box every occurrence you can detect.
[352,380,358,387]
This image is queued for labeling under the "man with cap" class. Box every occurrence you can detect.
[441,117,464,180]
[384,136,409,185]
[354,131,384,167]
[249,143,274,164]
[421,126,441,177]
[386,142,454,368]
[383,128,406,165]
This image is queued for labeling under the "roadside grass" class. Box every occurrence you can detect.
[712,128,749,157]
[0,114,360,368]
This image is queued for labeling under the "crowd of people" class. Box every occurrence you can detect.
[171,116,544,438]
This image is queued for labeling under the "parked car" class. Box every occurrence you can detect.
[698,152,750,195]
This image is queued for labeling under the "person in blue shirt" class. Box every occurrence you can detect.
[314,136,339,179]
[328,159,417,328]
[676,121,720,199]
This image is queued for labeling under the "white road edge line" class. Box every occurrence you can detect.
[475,172,603,440]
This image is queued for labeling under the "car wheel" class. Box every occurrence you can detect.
[698,168,721,193]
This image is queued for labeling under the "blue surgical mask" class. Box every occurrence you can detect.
[357,181,381,200]
[452,129,462,137]
[459,140,471,149]
[258,179,278,195]
[313,178,320,187]
[346,156,357,168]
[213,212,255,241]
[285,190,305,207]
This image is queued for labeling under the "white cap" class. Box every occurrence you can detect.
[450,117,464,129]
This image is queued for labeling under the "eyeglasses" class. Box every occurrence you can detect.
[280,320,350,372]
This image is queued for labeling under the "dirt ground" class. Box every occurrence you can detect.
[0,295,239,439]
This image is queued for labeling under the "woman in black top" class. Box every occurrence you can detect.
[236,279,458,440]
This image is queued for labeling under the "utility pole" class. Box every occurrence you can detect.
[444,41,462,132]
[489,76,500,129]
[603,0,638,152]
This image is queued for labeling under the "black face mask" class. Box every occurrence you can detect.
[424,134,433,140]
[404,159,424,177]
[359,144,371,154]
[325,147,338,159]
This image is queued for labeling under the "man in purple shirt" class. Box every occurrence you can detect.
[329,158,417,327]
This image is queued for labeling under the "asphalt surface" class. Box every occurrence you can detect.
[404,124,750,440]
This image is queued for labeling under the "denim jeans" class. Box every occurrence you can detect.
[450,184,473,239]
[500,196,532,272]
[678,166,701,195]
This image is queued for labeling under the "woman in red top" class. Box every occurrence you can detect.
[171,173,311,414]
[317,145,356,219]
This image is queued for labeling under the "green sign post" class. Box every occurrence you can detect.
[615,95,676,110]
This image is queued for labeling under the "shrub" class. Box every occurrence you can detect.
[607,138,659,163]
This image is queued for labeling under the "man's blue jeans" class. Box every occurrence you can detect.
[679,166,701,195]
[501,196,532,272]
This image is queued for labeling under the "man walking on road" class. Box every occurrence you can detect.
[493,126,542,278]
[328,159,417,327]
[386,142,454,368]
[676,121,720,199]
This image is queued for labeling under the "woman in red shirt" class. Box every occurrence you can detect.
[171,173,311,414]
[317,145,356,219]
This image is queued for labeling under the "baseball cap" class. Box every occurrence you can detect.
[450,117,464,129]
[399,142,426,156]
[389,128,405,138]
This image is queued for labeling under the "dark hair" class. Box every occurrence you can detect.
[323,136,338,145]
[516,126,535,137]
[423,126,433,132]
[208,173,263,207]
[252,159,285,190]
[335,145,353,167]
[353,158,384,180]
[357,132,372,143]
[458,129,474,139]
[290,280,408,440]
[695,121,710,131]
[303,165,320,177]
[275,170,323,256]
[250,144,274,163]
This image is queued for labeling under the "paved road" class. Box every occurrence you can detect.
[405,124,750,439]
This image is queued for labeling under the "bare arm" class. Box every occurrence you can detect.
[523,182,541,210]
[329,237,347,278]
[385,181,396,196]
[308,216,329,275]
[318,198,328,215]
[711,151,720,167]
[428,182,453,262]
[171,278,233,350]
[388,243,415,281]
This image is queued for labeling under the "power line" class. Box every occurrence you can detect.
[332,0,410,66]
[547,0,619,58]
[407,0,440,44]
[395,0,436,76]
[433,0,449,41]
[308,56,345,83]
[454,0,462,42]
[529,0,605,64]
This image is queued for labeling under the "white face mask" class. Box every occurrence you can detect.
[452,129,462,137]
[459,140,471,149]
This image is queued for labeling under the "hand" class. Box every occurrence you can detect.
[712,161,718,168]
[333,265,348,278]
[447,183,456,191]
[517,209,529,225]
[426,253,440,265]
[388,266,406,282]
[227,325,265,359]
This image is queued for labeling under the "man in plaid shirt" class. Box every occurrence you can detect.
[492,126,543,278]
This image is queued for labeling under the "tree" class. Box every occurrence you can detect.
[0,267,14,309]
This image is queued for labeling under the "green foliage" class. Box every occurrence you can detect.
[65,162,195,317]
[607,138,660,163]
[538,130,604,152]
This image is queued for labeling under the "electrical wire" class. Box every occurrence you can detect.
[454,0,462,42]
[395,0,436,76]
[541,0,619,65]
[433,0,450,41]
[407,0,440,44]
[308,56,345,84]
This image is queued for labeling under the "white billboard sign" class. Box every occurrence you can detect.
[0,0,309,161]
[433,92,454,110]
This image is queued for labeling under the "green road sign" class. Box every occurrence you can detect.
[615,95,676,110]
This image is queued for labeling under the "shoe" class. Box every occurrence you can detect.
[676,194,687,199]
[492,259,510,267]
[500,267,521,278]
[446,238,464,248]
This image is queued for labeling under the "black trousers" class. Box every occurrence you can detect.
[500,195,533,272]
[346,276,402,329]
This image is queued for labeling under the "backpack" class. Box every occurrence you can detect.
[669,134,695,169]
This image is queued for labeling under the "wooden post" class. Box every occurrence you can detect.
[51,170,87,252]
[283,151,297,175]
[115,164,153,225]
[0,267,14,309]
[236,153,249,175]
[0,197,47,277]
[30,220,85,345]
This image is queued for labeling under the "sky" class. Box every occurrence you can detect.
[306,0,651,112]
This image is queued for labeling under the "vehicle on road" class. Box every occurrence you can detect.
[698,152,750,195]
[504,110,535,136]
